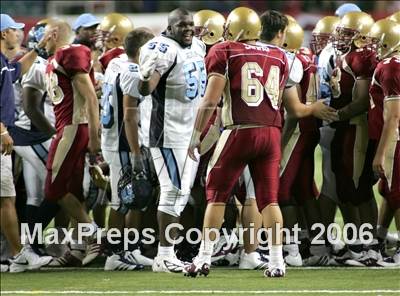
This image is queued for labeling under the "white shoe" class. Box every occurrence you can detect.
[104,254,144,271]
[211,232,239,263]
[10,246,52,273]
[1,264,9,272]
[124,249,153,266]
[264,264,286,278]
[345,250,381,267]
[184,256,210,278]
[152,255,185,273]
[239,251,268,270]
[377,247,400,267]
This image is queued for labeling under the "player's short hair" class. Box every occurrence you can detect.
[124,28,154,58]
[260,10,288,42]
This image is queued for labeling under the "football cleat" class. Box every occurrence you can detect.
[264,267,286,278]
[104,254,144,271]
[377,246,400,267]
[239,250,269,270]
[1,264,9,272]
[48,249,84,267]
[123,249,153,266]
[283,244,302,267]
[152,255,186,273]
[184,256,210,278]
[345,249,382,267]
[9,246,52,273]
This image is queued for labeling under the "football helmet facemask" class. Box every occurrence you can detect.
[194,10,225,45]
[224,7,261,41]
[369,19,400,60]
[27,18,52,58]
[310,16,340,54]
[333,11,374,53]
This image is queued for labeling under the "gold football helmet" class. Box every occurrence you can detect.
[225,7,261,41]
[194,10,225,45]
[282,20,304,52]
[388,11,400,23]
[98,13,133,49]
[310,16,340,54]
[334,11,374,52]
[285,14,296,23]
[369,19,400,59]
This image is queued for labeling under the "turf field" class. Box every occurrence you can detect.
[1,149,399,296]
[1,267,400,295]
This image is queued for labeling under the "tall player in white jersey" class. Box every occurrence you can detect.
[138,8,206,273]
[9,22,55,226]
[101,28,155,271]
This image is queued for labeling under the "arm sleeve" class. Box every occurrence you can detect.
[140,39,176,77]
[206,42,228,77]
[120,67,141,98]
[21,62,46,94]
[285,53,302,88]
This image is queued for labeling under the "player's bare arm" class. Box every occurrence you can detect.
[0,122,13,155]
[72,72,100,153]
[336,77,371,121]
[188,74,225,161]
[373,98,400,176]
[282,85,338,122]
[123,94,140,155]
[22,87,56,137]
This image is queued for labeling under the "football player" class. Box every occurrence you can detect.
[97,13,133,72]
[329,11,381,266]
[27,20,102,267]
[369,19,400,265]
[138,8,206,273]
[186,7,288,278]
[72,13,100,49]
[1,13,54,273]
[100,28,154,270]
[10,20,55,228]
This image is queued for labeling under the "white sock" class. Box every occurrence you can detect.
[377,225,388,240]
[158,245,174,257]
[198,240,214,264]
[269,245,284,268]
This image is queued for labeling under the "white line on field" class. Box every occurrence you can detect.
[2,290,400,294]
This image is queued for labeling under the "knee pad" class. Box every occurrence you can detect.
[158,187,190,217]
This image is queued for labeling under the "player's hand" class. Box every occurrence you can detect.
[132,153,145,173]
[372,153,385,179]
[312,99,339,122]
[0,132,13,155]
[330,67,342,98]
[139,51,158,81]
[36,28,56,49]
[188,130,201,161]
[88,136,101,155]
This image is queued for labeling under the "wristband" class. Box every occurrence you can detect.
[0,131,9,136]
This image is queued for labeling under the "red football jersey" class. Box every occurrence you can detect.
[206,41,289,128]
[330,47,377,111]
[99,47,125,72]
[46,44,94,131]
[296,50,320,132]
[369,56,400,138]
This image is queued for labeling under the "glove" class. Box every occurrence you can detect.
[139,51,159,81]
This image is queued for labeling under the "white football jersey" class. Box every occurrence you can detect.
[101,54,131,152]
[15,56,54,130]
[318,42,336,100]
[284,51,303,88]
[139,35,206,149]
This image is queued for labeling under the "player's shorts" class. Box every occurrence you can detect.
[45,124,88,201]
[279,129,319,205]
[378,140,400,210]
[1,154,16,198]
[102,150,131,212]
[319,125,338,202]
[330,121,374,205]
[206,126,281,211]
[14,139,52,206]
